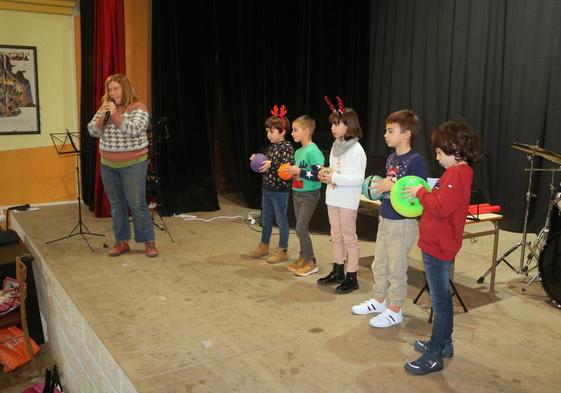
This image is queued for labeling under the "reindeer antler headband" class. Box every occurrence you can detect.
[324,96,345,114]
[270,104,288,130]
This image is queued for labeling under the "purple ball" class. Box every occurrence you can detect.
[250,153,267,173]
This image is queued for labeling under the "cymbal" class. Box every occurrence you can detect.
[511,142,561,165]
[511,142,545,154]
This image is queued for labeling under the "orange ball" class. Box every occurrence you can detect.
[278,163,293,181]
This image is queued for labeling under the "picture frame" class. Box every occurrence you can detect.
[0,45,40,135]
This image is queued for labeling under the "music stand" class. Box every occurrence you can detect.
[413,277,468,323]
[46,130,104,251]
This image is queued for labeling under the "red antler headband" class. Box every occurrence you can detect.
[324,96,336,112]
[270,104,288,129]
[336,96,344,113]
[324,96,345,114]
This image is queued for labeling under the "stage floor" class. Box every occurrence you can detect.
[8,195,561,392]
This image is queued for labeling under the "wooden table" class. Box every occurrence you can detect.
[359,196,503,292]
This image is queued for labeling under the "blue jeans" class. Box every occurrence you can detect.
[100,160,155,243]
[261,189,289,249]
[422,251,453,357]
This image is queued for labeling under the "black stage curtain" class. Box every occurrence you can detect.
[79,0,96,209]
[151,1,219,213]
[151,0,370,211]
[367,0,561,233]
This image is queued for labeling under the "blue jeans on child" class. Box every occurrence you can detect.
[261,189,289,249]
[422,251,453,356]
[100,160,155,243]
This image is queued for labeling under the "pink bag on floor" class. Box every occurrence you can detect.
[21,384,61,393]
[21,365,63,393]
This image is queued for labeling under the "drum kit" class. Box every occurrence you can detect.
[487,142,561,307]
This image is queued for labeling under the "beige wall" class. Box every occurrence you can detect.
[0,9,78,206]
[0,10,78,152]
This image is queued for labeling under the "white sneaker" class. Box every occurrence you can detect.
[369,308,403,328]
[351,298,387,315]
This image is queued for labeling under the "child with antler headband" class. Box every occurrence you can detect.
[317,96,366,293]
[249,105,294,263]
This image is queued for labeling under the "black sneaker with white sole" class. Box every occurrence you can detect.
[404,353,444,375]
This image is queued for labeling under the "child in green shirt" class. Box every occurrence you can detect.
[284,115,325,276]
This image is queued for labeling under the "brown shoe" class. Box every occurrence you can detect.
[250,242,269,258]
[294,259,319,276]
[287,257,305,272]
[145,241,159,257]
[267,248,288,264]
[108,241,130,257]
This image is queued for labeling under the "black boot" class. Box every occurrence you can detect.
[335,271,359,294]
[317,263,345,285]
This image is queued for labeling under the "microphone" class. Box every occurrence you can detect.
[103,99,115,126]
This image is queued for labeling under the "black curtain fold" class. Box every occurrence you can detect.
[151,0,370,211]
[367,0,561,233]
[151,1,220,214]
[79,0,96,209]
[80,0,223,215]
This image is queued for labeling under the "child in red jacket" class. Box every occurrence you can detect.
[402,119,480,375]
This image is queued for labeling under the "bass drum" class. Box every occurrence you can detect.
[539,229,561,306]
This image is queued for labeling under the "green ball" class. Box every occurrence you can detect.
[390,176,431,218]
[362,175,384,200]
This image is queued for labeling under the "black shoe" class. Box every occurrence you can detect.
[317,263,345,285]
[335,271,359,294]
[404,353,443,375]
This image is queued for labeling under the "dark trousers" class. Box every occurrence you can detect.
[292,190,320,260]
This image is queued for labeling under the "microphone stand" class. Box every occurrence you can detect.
[147,117,174,242]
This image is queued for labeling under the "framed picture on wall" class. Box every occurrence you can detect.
[0,45,40,135]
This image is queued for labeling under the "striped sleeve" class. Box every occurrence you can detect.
[87,111,105,137]
[118,108,150,138]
